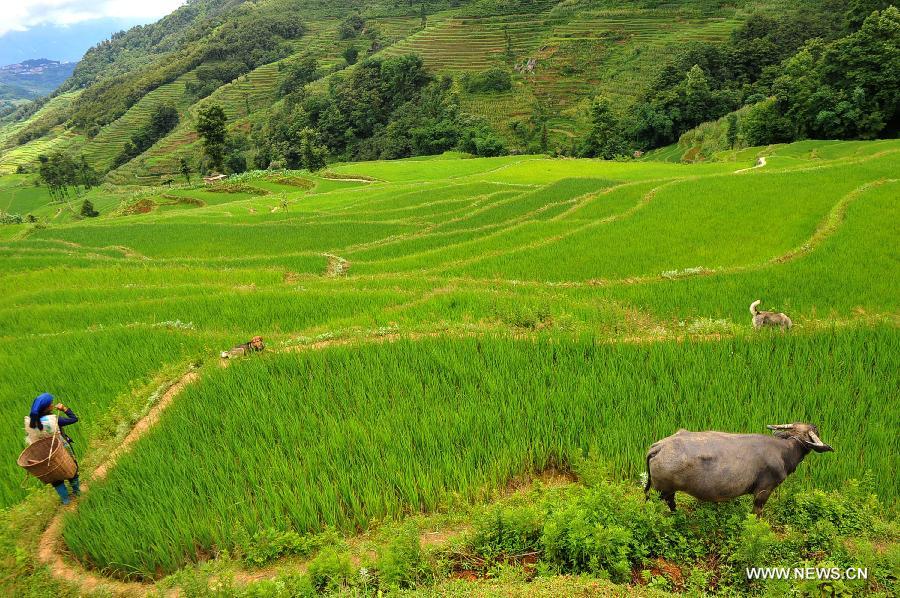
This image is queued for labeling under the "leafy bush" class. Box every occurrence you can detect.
[278,56,319,97]
[770,476,880,536]
[339,14,365,40]
[80,200,99,218]
[343,46,359,66]
[243,528,324,568]
[0,212,24,225]
[471,504,543,559]
[306,547,352,593]
[462,68,512,94]
[376,522,428,590]
[541,482,666,582]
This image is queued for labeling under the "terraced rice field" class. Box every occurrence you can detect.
[78,73,197,173]
[0,129,83,175]
[386,6,750,145]
[0,2,778,182]
[1,140,897,588]
[381,15,550,71]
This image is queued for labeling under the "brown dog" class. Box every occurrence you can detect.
[221,336,265,359]
[750,300,792,330]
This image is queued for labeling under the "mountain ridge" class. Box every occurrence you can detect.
[0,0,896,181]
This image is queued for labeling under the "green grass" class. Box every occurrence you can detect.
[63,329,898,577]
[29,221,418,258]
[448,154,898,281]
[0,328,215,505]
[0,139,896,588]
[605,178,900,322]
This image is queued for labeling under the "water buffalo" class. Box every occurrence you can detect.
[645,423,833,515]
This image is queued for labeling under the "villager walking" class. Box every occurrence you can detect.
[24,393,80,504]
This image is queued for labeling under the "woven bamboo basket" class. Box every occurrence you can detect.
[18,435,77,484]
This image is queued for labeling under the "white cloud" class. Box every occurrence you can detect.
[0,0,186,36]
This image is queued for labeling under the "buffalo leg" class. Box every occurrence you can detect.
[660,492,676,512]
[753,489,772,517]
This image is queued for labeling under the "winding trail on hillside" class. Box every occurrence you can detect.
[32,178,896,595]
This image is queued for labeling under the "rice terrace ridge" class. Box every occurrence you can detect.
[0,0,898,596]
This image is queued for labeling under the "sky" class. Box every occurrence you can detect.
[0,0,185,37]
[0,1,184,64]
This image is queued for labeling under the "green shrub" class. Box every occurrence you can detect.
[471,504,543,560]
[240,573,314,597]
[462,68,512,94]
[0,212,24,224]
[243,528,323,568]
[306,547,351,593]
[377,522,428,590]
[729,514,778,572]
[771,477,880,536]
[541,485,638,582]
[80,199,99,218]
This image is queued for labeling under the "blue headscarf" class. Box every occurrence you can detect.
[29,393,54,430]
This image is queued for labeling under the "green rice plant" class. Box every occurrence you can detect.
[0,139,896,588]
[29,221,418,258]
[605,178,900,321]
[0,328,215,506]
[327,154,528,183]
[63,329,898,576]
[449,153,899,281]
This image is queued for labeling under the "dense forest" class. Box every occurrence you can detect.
[228,1,900,171]
[588,0,899,158]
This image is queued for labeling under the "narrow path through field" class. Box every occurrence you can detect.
[734,155,767,173]
[37,370,200,596]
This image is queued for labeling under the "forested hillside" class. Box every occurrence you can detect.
[0,0,896,182]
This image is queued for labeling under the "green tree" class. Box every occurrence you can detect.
[726,113,739,149]
[279,56,318,97]
[580,96,628,159]
[196,104,228,172]
[339,13,365,39]
[224,133,249,174]
[741,98,794,146]
[773,7,900,140]
[37,152,78,202]
[179,157,192,184]
[343,46,359,66]
[845,0,892,30]
[80,199,99,218]
[298,128,328,171]
[77,156,101,190]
